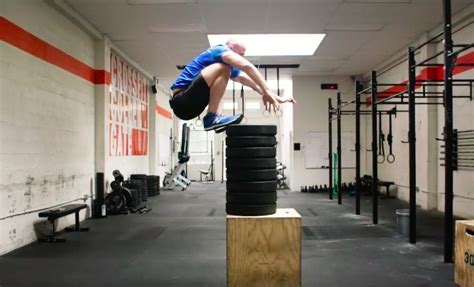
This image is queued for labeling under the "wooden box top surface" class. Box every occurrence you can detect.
[456,220,474,228]
[227,208,301,219]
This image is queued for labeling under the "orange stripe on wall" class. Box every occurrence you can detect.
[0,16,110,85]
[367,51,474,104]
[156,104,173,120]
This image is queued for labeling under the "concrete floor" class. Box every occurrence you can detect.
[0,183,456,287]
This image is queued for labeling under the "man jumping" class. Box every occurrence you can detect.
[169,39,296,132]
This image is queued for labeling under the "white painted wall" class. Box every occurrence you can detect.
[154,86,174,180]
[292,76,359,191]
[0,0,166,255]
[0,0,95,255]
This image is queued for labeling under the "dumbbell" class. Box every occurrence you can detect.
[323,184,328,193]
[110,180,121,192]
[112,170,124,183]
[348,182,354,192]
[301,186,306,193]
[314,185,320,193]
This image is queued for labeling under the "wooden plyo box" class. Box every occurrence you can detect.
[227,208,301,287]
[455,220,474,287]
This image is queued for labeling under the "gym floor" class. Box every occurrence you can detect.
[0,183,454,287]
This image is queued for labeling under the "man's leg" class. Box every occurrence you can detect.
[201,63,231,114]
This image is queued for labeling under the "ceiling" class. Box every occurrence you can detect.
[64,0,474,84]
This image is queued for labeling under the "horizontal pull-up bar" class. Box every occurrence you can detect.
[255,64,300,69]
[449,43,474,57]
[357,86,372,95]
[340,98,357,109]
[421,83,473,87]
[375,90,408,104]
[416,63,444,67]
[376,102,444,105]
[412,50,444,68]
[413,30,444,51]
[416,79,474,83]
[339,110,409,115]
[376,83,407,87]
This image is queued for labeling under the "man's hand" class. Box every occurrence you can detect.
[262,91,280,113]
[275,95,296,104]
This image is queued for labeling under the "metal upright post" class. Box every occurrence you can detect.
[337,92,342,205]
[443,0,454,264]
[408,47,417,244]
[355,83,361,215]
[371,71,379,224]
[328,98,333,200]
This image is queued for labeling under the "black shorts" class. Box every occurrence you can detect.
[169,74,210,120]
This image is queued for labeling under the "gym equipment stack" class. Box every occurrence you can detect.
[225,125,278,216]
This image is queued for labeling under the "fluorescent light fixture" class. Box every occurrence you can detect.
[207,34,325,56]
[245,101,261,110]
[223,102,239,110]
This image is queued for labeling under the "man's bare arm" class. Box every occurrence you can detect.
[233,73,264,95]
[222,52,271,96]
[234,73,296,105]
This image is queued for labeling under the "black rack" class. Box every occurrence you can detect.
[327,0,473,264]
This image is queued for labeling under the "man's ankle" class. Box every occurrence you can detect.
[205,112,217,117]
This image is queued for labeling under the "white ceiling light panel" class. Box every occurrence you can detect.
[207,34,326,56]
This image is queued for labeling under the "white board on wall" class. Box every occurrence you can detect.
[304,131,355,169]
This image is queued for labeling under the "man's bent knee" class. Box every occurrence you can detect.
[202,63,231,80]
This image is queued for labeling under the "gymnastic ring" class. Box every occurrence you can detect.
[377,154,385,164]
[194,118,202,127]
[387,154,396,163]
[276,109,283,117]
[263,110,270,118]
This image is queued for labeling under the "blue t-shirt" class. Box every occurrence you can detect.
[170,44,241,90]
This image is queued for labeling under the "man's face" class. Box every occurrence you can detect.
[231,45,246,56]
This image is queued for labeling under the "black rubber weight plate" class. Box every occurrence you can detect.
[226,147,276,158]
[226,136,276,147]
[226,180,277,193]
[226,192,277,205]
[227,169,277,181]
[226,203,277,216]
[226,158,276,169]
[226,125,277,137]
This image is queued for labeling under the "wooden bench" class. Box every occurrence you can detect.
[361,175,395,199]
[38,204,89,242]
[378,180,395,199]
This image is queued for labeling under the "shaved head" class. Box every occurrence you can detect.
[226,38,246,56]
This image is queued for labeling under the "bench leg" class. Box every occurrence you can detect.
[65,211,89,232]
[39,220,66,243]
[381,185,395,199]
